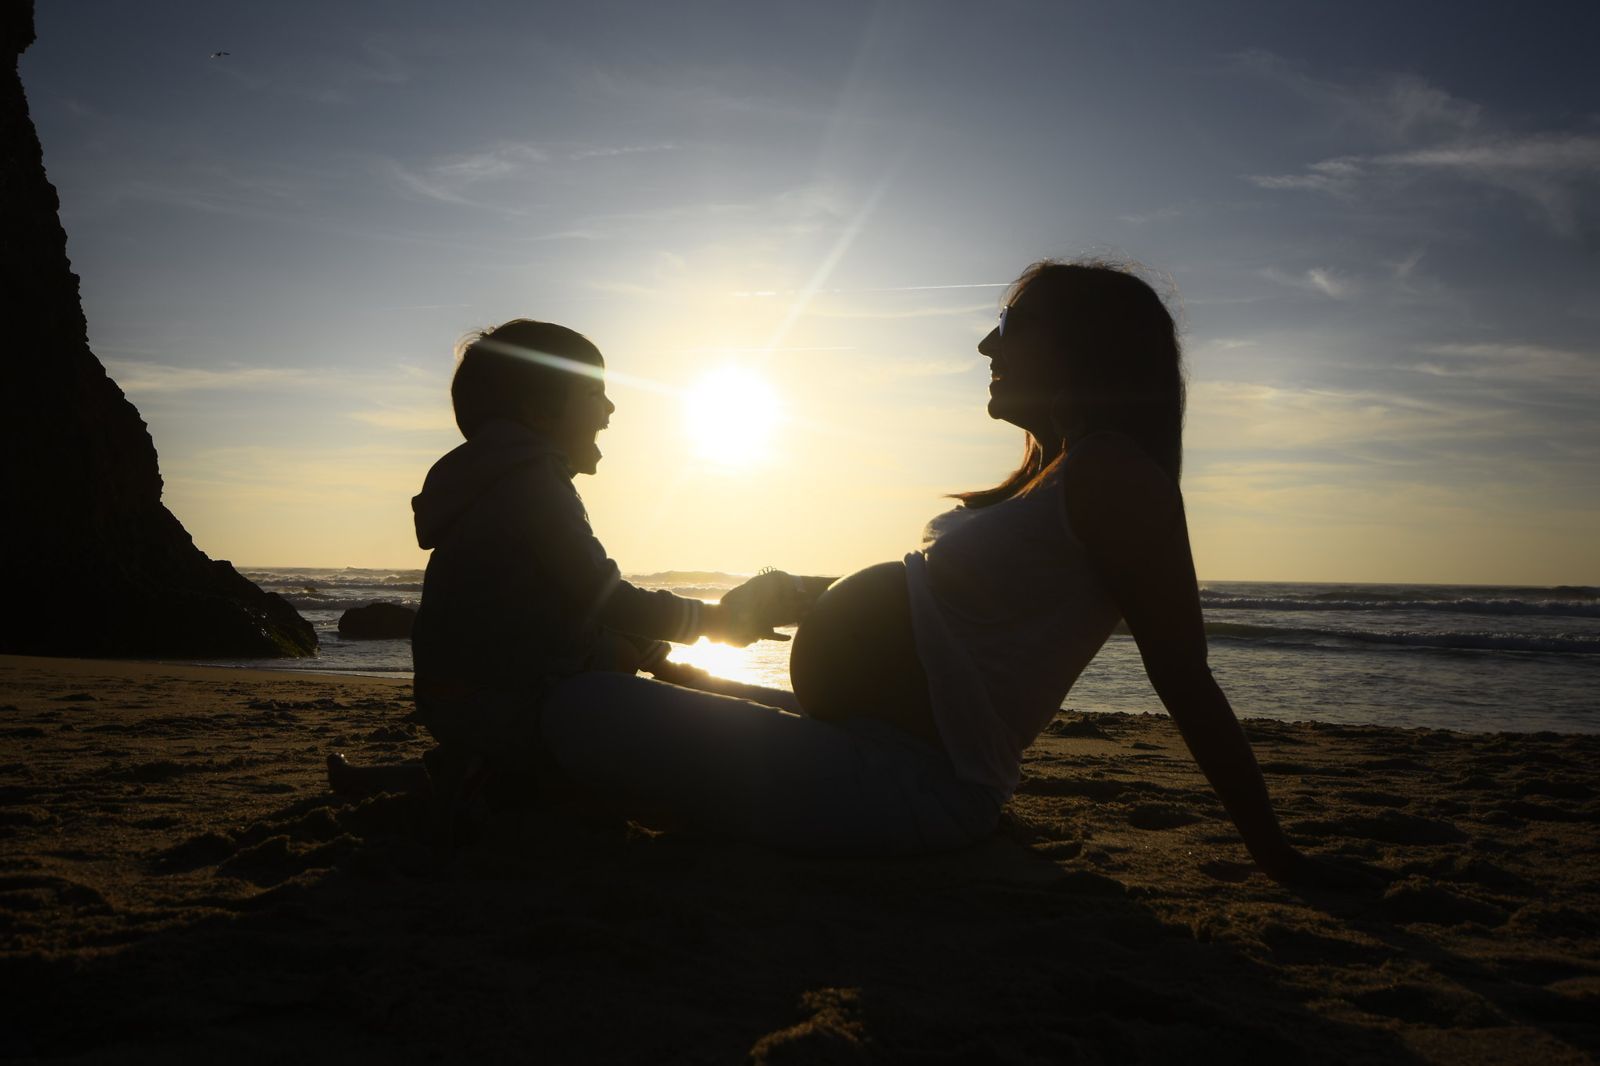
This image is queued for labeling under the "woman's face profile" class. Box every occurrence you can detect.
[979,290,1065,433]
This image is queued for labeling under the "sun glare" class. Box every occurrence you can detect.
[667,636,764,684]
[682,366,781,467]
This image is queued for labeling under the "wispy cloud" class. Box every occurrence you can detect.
[346,404,457,432]
[107,361,472,431]
[805,301,996,320]
[1194,337,1260,352]
[736,281,1007,297]
[1408,341,1600,390]
[1188,380,1478,452]
[164,443,437,505]
[1251,133,1600,220]
[1116,205,1184,226]
[663,345,859,354]
[857,356,983,382]
[106,362,331,394]
[568,143,678,162]
[1234,53,1599,236]
[380,141,549,211]
[1228,51,1480,144]
[1261,266,1358,300]
[1247,158,1363,196]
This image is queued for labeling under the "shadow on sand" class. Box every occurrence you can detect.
[8,787,1424,1064]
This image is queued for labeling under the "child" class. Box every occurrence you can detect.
[328,319,807,804]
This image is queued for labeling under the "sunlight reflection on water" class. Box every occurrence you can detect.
[664,629,796,687]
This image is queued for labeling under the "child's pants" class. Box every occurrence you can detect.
[538,672,1002,856]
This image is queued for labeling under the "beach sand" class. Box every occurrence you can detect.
[2,654,1596,1064]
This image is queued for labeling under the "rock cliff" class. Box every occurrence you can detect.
[0,3,316,658]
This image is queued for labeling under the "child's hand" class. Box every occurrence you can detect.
[715,570,807,644]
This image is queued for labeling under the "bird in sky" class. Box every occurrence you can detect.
[209,51,230,59]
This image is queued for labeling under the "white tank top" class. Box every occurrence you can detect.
[904,468,1121,797]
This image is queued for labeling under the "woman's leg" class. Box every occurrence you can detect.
[538,672,999,856]
[645,659,804,714]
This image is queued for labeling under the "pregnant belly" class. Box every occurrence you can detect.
[788,560,939,744]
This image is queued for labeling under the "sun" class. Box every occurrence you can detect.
[682,366,781,467]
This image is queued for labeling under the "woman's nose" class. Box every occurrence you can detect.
[978,328,999,357]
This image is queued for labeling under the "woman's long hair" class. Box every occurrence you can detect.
[954,259,1185,508]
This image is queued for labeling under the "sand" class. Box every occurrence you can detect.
[1,653,1596,1064]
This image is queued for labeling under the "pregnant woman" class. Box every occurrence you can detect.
[535,259,1312,882]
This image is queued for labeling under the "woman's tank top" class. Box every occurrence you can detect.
[903,468,1121,798]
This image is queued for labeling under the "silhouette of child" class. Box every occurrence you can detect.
[327,320,808,807]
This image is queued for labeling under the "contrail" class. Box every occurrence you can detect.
[735,281,1007,298]
[663,345,858,354]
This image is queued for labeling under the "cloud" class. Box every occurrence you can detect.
[1194,370,1583,453]
[106,362,330,394]
[1234,54,1599,235]
[106,361,472,432]
[1247,158,1363,196]
[855,356,983,383]
[1228,52,1480,144]
[735,281,1007,297]
[568,143,679,162]
[1188,380,1477,452]
[381,142,549,211]
[1373,134,1600,234]
[1389,249,1425,281]
[1261,266,1357,300]
[1408,341,1600,390]
[1116,205,1184,226]
[163,443,437,507]
[1375,133,1600,174]
[1248,116,1598,236]
[346,404,458,432]
[805,301,997,320]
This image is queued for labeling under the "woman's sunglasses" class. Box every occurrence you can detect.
[997,305,1021,338]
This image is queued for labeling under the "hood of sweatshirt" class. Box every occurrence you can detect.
[412,419,566,550]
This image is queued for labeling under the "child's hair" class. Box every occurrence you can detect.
[450,319,604,439]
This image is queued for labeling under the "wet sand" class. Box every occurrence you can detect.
[2,653,1597,1064]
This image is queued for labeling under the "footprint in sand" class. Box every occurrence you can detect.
[1337,790,1411,809]
[1126,804,1204,830]
[1198,859,1252,883]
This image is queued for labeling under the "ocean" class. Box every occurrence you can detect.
[236,568,1600,735]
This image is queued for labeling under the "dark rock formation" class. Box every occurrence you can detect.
[338,604,417,641]
[0,4,315,658]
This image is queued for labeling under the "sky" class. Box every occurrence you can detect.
[22,0,1600,584]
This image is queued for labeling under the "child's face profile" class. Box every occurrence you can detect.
[553,372,614,476]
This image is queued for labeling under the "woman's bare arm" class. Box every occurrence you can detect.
[1063,435,1303,881]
